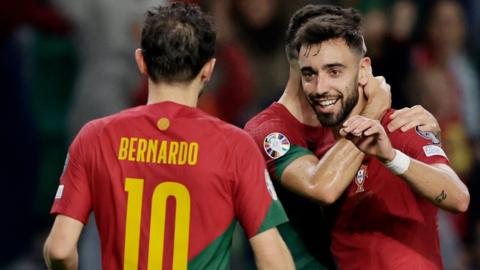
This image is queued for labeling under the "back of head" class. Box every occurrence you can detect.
[285,5,365,62]
[141,2,216,83]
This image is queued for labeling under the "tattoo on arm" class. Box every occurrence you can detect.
[435,190,447,203]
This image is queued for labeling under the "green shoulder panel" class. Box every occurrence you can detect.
[188,221,237,270]
[256,199,289,235]
[273,145,313,180]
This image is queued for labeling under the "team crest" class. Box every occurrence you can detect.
[355,164,368,193]
[415,127,440,145]
[265,170,278,200]
[263,132,290,159]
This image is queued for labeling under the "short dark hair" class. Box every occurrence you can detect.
[141,2,216,83]
[288,5,365,60]
[286,5,332,61]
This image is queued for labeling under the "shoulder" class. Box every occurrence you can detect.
[382,109,441,146]
[73,106,143,143]
[383,109,447,162]
[208,115,259,149]
[245,104,302,144]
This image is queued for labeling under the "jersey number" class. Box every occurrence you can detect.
[124,178,191,270]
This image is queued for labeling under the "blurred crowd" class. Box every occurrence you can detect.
[1,0,479,269]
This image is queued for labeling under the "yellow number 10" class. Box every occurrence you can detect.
[124,178,191,270]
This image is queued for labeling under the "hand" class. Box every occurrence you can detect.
[388,105,441,138]
[340,115,396,162]
[361,74,392,120]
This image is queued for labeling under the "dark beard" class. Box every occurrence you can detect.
[310,84,359,127]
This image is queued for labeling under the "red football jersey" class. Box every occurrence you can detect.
[245,102,336,269]
[51,101,287,270]
[330,109,448,270]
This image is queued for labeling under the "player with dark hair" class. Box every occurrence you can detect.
[245,4,446,269]
[294,5,469,269]
[43,3,294,270]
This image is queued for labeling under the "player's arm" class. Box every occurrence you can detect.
[250,227,295,270]
[401,159,469,213]
[281,139,364,204]
[282,76,439,205]
[340,115,470,213]
[44,215,84,270]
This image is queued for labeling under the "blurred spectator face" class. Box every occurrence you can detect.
[236,0,278,29]
[363,9,388,48]
[391,0,417,41]
[428,0,466,56]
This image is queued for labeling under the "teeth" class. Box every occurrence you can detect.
[319,99,337,106]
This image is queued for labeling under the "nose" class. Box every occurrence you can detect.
[314,74,330,95]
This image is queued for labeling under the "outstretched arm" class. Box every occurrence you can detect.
[340,115,469,213]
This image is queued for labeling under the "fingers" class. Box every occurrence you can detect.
[341,116,380,137]
[388,105,440,135]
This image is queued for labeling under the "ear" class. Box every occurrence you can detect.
[135,48,148,75]
[199,58,216,82]
[358,57,372,87]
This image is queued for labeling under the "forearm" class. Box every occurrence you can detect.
[396,159,469,213]
[253,244,294,270]
[310,138,365,204]
[250,229,295,270]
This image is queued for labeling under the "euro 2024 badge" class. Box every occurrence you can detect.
[355,164,368,193]
[263,133,290,159]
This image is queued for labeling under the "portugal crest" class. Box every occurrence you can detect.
[355,164,368,193]
[263,132,290,159]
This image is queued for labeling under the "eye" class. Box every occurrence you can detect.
[301,70,316,82]
[329,69,341,77]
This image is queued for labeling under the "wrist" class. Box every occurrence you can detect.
[383,149,410,175]
[384,148,396,162]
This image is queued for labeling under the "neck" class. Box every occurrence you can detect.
[147,78,202,107]
[278,67,319,126]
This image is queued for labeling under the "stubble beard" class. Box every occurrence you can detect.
[311,79,359,128]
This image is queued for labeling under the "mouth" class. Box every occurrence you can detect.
[318,98,340,108]
[312,96,341,113]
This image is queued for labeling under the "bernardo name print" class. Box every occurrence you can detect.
[117,136,198,165]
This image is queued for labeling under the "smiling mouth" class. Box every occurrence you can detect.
[319,98,338,107]
[314,97,340,109]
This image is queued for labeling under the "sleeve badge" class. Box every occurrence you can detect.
[415,127,441,144]
[263,132,290,159]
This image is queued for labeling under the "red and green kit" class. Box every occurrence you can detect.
[51,101,287,270]
[245,102,335,269]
